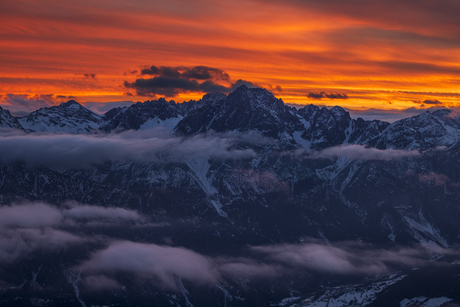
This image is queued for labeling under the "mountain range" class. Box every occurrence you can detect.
[0,85,459,307]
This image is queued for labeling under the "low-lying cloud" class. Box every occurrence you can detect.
[0,202,145,262]
[250,240,427,275]
[65,205,141,221]
[0,202,63,228]
[0,202,143,229]
[418,172,451,186]
[80,241,218,289]
[0,227,86,263]
[82,275,122,291]
[0,129,263,169]
[79,238,438,291]
[311,144,421,161]
[79,241,284,290]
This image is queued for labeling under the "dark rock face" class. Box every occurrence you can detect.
[174,92,227,134]
[206,86,302,137]
[1,86,460,306]
[99,98,181,132]
[0,106,25,130]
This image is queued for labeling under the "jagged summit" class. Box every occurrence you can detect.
[174,85,303,137]
[330,105,349,119]
[431,108,453,117]
[0,105,24,130]
[17,100,102,133]
[0,86,456,153]
[369,108,460,150]
[61,99,80,106]
[227,85,281,109]
[99,97,182,132]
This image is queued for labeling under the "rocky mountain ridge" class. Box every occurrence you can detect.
[1,86,460,306]
[4,85,458,152]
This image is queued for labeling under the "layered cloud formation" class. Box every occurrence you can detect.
[0,202,144,263]
[0,129,267,168]
[311,144,422,161]
[0,201,457,293]
[77,239,437,291]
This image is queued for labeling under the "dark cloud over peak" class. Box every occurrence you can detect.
[125,77,200,97]
[423,99,443,105]
[412,99,444,108]
[198,80,231,93]
[307,92,348,99]
[140,65,229,81]
[140,66,182,78]
[125,65,257,97]
[231,79,257,90]
[181,66,230,81]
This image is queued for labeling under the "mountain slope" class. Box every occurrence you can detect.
[99,98,182,132]
[18,100,102,133]
[1,86,460,307]
[0,106,25,130]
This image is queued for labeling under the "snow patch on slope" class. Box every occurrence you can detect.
[401,210,449,248]
[293,131,311,151]
[139,116,183,131]
[187,159,228,218]
[282,274,405,307]
[400,296,453,307]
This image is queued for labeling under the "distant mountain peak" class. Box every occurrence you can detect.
[17,99,102,133]
[233,84,249,91]
[58,100,85,110]
[62,99,79,106]
[0,106,24,130]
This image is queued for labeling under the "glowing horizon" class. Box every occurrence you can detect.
[1,0,460,117]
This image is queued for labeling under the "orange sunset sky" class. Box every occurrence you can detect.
[1,0,460,120]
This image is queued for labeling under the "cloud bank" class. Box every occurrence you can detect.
[250,240,427,275]
[0,202,144,262]
[311,144,421,161]
[79,239,437,291]
[80,241,218,289]
[0,129,262,168]
[0,227,85,263]
[0,201,449,291]
[0,202,143,229]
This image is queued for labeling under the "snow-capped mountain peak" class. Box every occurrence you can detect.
[18,100,103,133]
